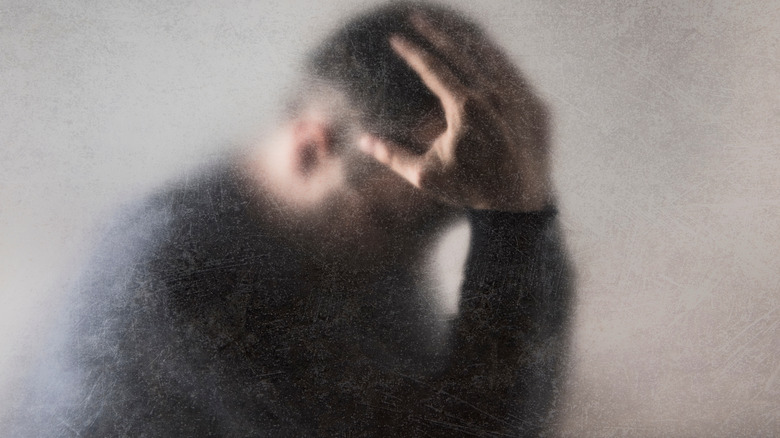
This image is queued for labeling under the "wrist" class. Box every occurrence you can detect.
[472,185,553,213]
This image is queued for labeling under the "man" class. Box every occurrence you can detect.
[23,2,571,436]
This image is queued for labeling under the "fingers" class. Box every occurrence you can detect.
[410,11,522,91]
[359,135,425,188]
[389,35,465,117]
[408,12,482,84]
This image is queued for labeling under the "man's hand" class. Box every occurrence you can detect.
[359,13,552,213]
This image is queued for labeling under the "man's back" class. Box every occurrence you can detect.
[56,161,434,434]
[19,157,570,436]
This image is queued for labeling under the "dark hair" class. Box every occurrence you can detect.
[304,2,481,153]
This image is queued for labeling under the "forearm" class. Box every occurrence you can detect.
[422,207,572,434]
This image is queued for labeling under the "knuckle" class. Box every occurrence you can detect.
[375,145,392,163]
[446,95,478,135]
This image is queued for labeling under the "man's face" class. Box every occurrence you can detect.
[275,97,452,263]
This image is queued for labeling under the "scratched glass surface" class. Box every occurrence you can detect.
[1,1,778,436]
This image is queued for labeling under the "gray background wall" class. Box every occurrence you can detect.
[1,0,777,435]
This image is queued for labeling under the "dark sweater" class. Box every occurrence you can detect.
[26,160,572,437]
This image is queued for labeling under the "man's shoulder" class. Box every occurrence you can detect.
[100,159,252,257]
[74,159,271,311]
[142,159,253,235]
[70,157,300,353]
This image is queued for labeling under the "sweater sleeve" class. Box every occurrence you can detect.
[420,207,573,436]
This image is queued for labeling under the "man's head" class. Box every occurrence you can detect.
[294,2,490,151]
[249,3,490,261]
[305,2,442,152]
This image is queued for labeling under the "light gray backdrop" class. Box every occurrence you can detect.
[1,1,778,436]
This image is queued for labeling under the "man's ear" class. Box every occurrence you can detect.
[291,118,335,177]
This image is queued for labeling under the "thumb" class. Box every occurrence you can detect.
[359,135,424,188]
